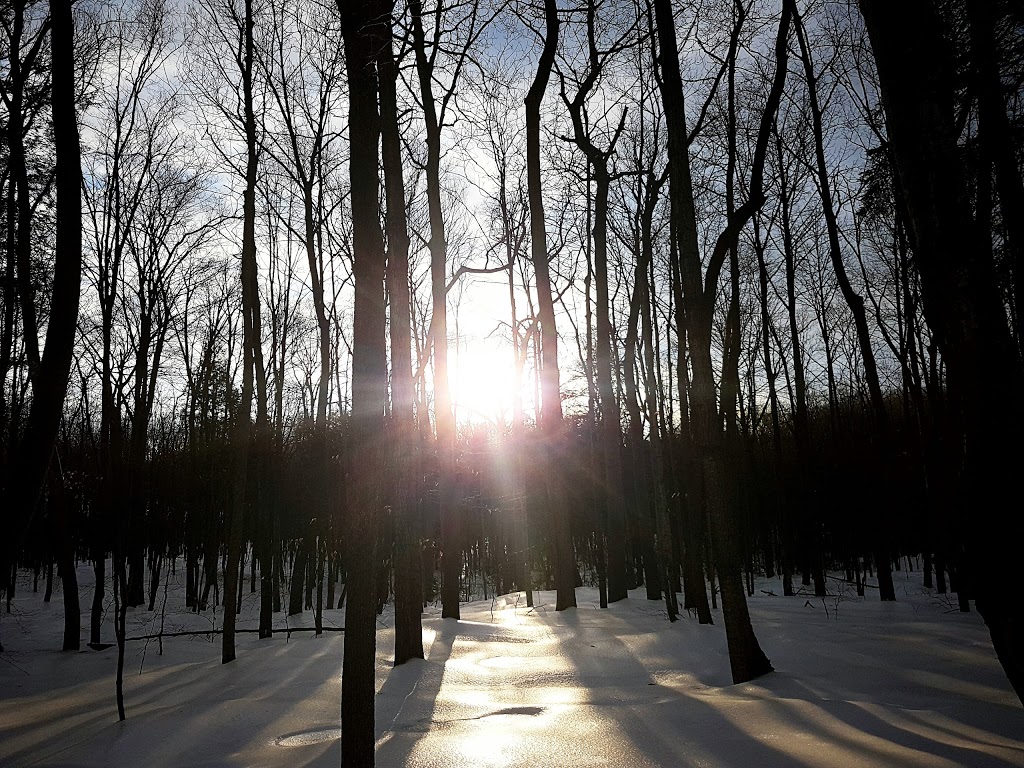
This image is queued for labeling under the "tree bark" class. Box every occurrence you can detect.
[379,16,424,665]
[409,0,461,621]
[339,3,390,763]
[655,0,791,682]
[222,0,259,666]
[12,0,83,651]
[793,5,893,599]
[967,0,1024,348]
[860,0,1024,704]
[623,180,661,604]
[525,0,575,611]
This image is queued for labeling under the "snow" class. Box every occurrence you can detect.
[2,563,1022,767]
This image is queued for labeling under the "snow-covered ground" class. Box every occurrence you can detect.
[1,562,1022,767]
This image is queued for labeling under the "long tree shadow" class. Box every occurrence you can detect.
[489,600,1024,768]
[548,606,802,766]
[557,603,1024,767]
[373,621,458,764]
[1,632,348,767]
[773,689,1024,766]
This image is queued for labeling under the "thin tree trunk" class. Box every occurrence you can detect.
[379,18,423,665]
[655,0,791,682]
[623,189,661,604]
[794,6,894,600]
[525,0,575,611]
[223,0,259,665]
[774,132,809,596]
[640,193,678,621]
[113,548,128,720]
[669,224,712,623]
[408,0,461,621]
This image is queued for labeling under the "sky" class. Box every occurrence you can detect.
[62,0,900,432]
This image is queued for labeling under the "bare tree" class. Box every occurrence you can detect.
[791,2,896,599]
[339,1,390,763]
[257,0,346,634]
[524,0,577,611]
[654,0,793,683]
[406,0,499,619]
[379,5,424,665]
[560,0,635,605]
[0,0,59,647]
[187,0,267,663]
[859,0,1024,705]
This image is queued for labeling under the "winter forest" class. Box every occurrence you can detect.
[2,0,1024,765]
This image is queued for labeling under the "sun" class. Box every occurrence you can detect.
[450,339,520,426]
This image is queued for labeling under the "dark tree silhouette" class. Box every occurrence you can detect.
[339,1,390,763]
[859,0,1024,705]
[525,0,576,613]
[9,0,84,654]
[379,7,424,666]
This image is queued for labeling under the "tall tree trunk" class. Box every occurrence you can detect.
[525,0,575,611]
[752,214,790,588]
[794,5,894,600]
[655,0,792,683]
[569,97,622,602]
[339,3,389,763]
[860,0,1024,704]
[592,165,627,602]
[126,303,154,609]
[967,0,1024,348]
[669,225,712,623]
[562,0,630,602]
[10,2,42,384]
[499,137,533,609]
[774,133,808,596]
[223,0,258,665]
[13,0,84,651]
[639,186,678,621]
[302,144,332,641]
[409,0,460,620]
[380,18,423,665]
[3,0,36,620]
[623,191,660,603]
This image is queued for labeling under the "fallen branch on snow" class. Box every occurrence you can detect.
[123,626,345,642]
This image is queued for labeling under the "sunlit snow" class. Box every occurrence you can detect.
[1,562,1022,766]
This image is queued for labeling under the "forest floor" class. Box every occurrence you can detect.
[1,562,1023,767]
